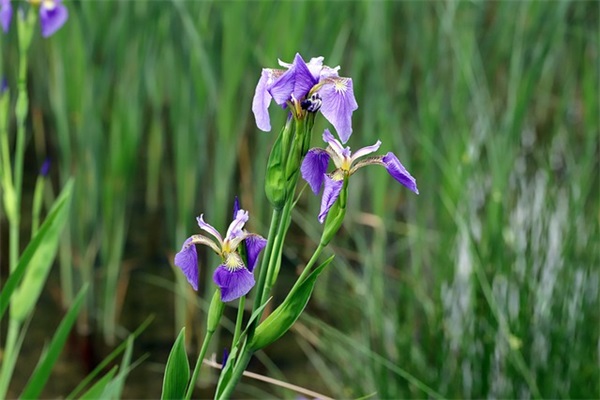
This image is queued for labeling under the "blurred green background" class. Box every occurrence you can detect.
[1,0,598,398]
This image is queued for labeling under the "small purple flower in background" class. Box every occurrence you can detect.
[0,77,8,94]
[301,129,419,223]
[39,0,68,38]
[39,157,51,177]
[0,0,12,33]
[174,209,267,302]
[252,53,358,143]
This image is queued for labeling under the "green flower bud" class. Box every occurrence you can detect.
[207,289,225,333]
[265,122,292,209]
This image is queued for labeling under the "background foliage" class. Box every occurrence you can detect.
[1,0,598,398]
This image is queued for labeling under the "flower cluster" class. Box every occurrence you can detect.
[302,129,419,223]
[252,53,358,143]
[174,209,267,302]
[1,0,68,37]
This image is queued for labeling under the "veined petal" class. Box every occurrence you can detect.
[39,0,68,38]
[225,209,249,242]
[269,53,317,105]
[252,68,284,131]
[306,56,325,80]
[0,0,12,33]
[382,152,419,194]
[301,148,330,194]
[317,77,358,144]
[318,175,344,223]
[174,237,200,290]
[197,214,224,246]
[351,140,382,163]
[322,129,346,161]
[213,265,255,302]
[244,234,267,272]
[319,65,340,79]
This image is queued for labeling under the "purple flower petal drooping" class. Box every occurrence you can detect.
[382,152,419,194]
[39,0,68,38]
[244,234,267,272]
[301,148,330,194]
[213,266,256,302]
[269,53,317,106]
[174,207,266,301]
[252,68,285,132]
[317,77,358,144]
[318,175,344,223]
[252,54,358,142]
[303,130,418,222]
[0,0,12,33]
[174,237,199,291]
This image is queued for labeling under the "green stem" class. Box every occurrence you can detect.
[31,177,44,237]
[293,243,325,290]
[260,197,293,302]
[216,242,326,399]
[232,295,245,346]
[0,321,20,398]
[184,330,214,400]
[216,348,252,400]
[0,12,33,399]
[247,209,281,339]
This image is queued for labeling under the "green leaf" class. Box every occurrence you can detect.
[250,255,335,350]
[0,180,73,321]
[20,284,88,399]
[10,179,73,321]
[66,316,153,399]
[161,327,190,400]
[105,336,134,398]
[78,367,118,400]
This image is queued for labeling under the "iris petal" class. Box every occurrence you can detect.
[225,209,249,242]
[39,0,68,38]
[213,266,256,302]
[251,69,274,131]
[301,148,330,194]
[197,214,224,245]
[351,140,382,162]
[174,237,199,291]
[317,77,358,144]
[269,53,317,106]
[382,152,419,194]
[318,175,344,223]
[244,234,267,272]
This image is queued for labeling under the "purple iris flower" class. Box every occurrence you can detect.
[252,53,358,143]
[39,0,68,38]
[0,0,68,37]
[301,129,419,223]
[174,209,267,302]
[0,0,11,33]
[39,157,51,177]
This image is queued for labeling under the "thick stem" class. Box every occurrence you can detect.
[247,209,281,339]
[216,348,253,400]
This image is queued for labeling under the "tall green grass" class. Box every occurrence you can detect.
[3,0,597,397]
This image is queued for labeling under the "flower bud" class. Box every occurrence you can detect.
[207,289,225,333]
